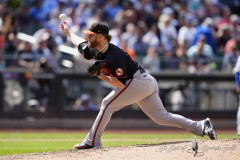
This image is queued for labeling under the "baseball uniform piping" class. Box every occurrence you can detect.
[92,79,133,146]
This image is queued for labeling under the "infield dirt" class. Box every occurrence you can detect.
[1,139,239,160]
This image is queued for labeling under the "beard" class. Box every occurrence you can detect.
[88,39,98,48]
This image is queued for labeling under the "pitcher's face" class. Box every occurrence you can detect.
[87,34,100,48]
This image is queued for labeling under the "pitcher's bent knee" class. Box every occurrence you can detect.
[100,98,115,113]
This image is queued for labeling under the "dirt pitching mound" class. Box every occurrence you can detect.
[1,139,239,160]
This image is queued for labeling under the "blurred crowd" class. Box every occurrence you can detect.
[0,0,240,74]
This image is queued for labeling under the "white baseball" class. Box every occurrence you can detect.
[59,14,67,21]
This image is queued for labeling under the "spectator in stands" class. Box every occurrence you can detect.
[64,8,79,32]
[223,44,239,71]
[73,2,89,29]
[4,31,20,67]
[178,14,197,49]
[50,0,68,18]
[142,47,160,73]
[28,0,47,29]
[215,24,232,55]
[140,3,161,29]
[114,3,138,25]
[215,5,232,31]
[175,45,189,71]
[128,26,148,58]
[73,94,97,111]
[85,8,104,31]
[109,23,122,47]
[120,39,136,61]
[229,14,240,38]
[33,29,58,73]
[17,5,34,34]
[2,8,22,67]
[17,41,36,70]
[161,6,178,29]
[103,0,123,21]
[224,32,240,55]
[204,0,222,21]
[120,23,135,46]
[142,24,160,48]
[46,9,64,45]
[158,14,177,53]
[187,0,206,19]
[187,34,214,59]
[160,47,179,70]
[134,0,154,15]
[192,17,216,54]
[190,40,213,73]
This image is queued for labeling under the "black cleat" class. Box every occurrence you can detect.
[203,118,217,140]
[73,142,94,150]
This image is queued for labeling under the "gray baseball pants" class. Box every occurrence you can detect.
[83,71,204,147]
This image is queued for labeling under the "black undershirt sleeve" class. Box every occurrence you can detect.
[78,42,95,60]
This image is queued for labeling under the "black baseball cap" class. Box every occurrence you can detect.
[83,22,109,35]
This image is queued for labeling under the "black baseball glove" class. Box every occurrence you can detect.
[87,60,106,76]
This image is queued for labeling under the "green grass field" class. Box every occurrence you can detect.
[0,130,237,156]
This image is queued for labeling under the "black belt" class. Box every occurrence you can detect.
[131,68,146,79]
[139,68,146,74]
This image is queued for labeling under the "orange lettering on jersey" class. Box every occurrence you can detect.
[101,67,111,75]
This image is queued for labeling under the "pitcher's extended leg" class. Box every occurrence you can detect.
[138,92,204,136]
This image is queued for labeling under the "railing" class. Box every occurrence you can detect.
[0,71,237,119]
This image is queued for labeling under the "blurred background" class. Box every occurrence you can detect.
[0,0,239,129]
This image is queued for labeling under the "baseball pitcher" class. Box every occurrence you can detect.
[60,19,217,149]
